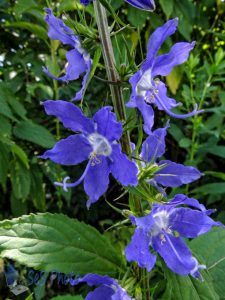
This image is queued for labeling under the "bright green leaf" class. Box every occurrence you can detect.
[0,213,125,276]
[13,120,56,148]
[190,228,225,298]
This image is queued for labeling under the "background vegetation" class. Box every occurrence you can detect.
[0,0,225,299]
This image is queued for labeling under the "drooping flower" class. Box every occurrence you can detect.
[80,0,92,5]
[40,100,138,208]
[127,18,203,134]
[71,274,133,299]
[125,0,155,11]
[80,0,155,11]
[140,122,202,191]
[43,8,92,101]
[125,194,223,279]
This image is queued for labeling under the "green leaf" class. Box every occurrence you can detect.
[50,296,83,300]
[163,264,219,300]
[0,213,125,276]
[0,142,10,187]
[30,166,46,212]
[159,0,174,18]
[13,0,36,18]
[10,194,28,217]
[11,144,29,169]
[10,160,31,200]
[204,145,225,159]
[14,120,56,148]
[0,115,12,136]
[0,94,15,120]
[166,66,183,95]
[128,6,148,27]
[5,22,47,42]
[204,171,225,181]
[98,0,127,27]
[190,228,225,298]
[192,183,225,195]
[179,137,192,148]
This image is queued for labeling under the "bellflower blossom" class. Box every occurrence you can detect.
[43,9,91,101]
[80,0,155,11]
[125,194,223,279]
[140,122,202,191]
[127,18,203,134]
[125,0,155,11]
[71,274,133,299]
[40,100,138,208]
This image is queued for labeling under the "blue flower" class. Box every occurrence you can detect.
[125,0,155,11]
[71,274,133,299]
[127,18,203,134]
[40,100,138,208]
[140,122,202,191]
[125,194,223,279]
[80,0,155,11]
[43,9,91,101]
[80,0,92,5]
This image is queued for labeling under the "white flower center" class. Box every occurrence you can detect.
[136,69,153,97]
[150,210,170,237]
[87,133,112,157]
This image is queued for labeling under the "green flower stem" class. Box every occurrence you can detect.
[93,0,131,155]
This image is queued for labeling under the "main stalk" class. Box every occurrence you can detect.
[93,0,131,155]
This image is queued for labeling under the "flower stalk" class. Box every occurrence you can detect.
[93,0,131,155]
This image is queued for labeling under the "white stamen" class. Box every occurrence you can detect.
[87,132,112,157]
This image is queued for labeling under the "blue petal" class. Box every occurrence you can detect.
[169,207,223,238]
[127,71,142,108]
[40,134,92,165]
[125,228,156,272]
[43,100,94,134]
[74,274,115,286]
[141,122,169,162]
[71,274,132,300]
[84,157,110,207]
[80,0,93,5]
[136,96,155,134]
[93,107,122,142]
[125,0,155,11]
[43,49,87,81]
[155,81,203,118]
[152,233,197,276]
[146,18,178,67]
[110,144,138,186]
[130,213,155,231]
[73,58,92,101]
[155,160,201,187]
[44,8,75,46]
[152,42,196,77]
[169,194,215,215]
[86,285,114,300]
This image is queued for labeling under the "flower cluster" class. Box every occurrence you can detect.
[40,7,223,298]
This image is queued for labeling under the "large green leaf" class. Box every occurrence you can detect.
[14,120,56,148]
[0,213,125,276]
[190,227,225,298]
[192,183,225,195]
[163,266,219,300]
